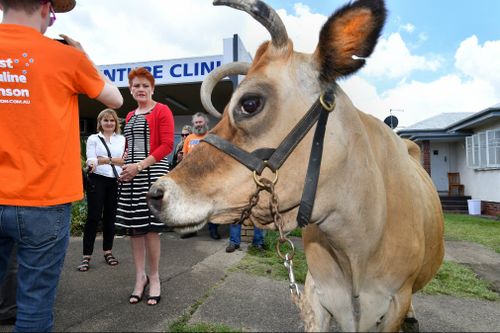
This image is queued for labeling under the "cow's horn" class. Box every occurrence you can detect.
[201,62,251,118]
[213,0,288,48]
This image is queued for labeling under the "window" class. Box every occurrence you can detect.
[487,130,500,167]
[466,129,500,169]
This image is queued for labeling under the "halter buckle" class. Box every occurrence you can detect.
[253,162,279,188]
[320,92,336,112]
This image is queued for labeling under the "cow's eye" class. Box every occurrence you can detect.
[240,95,263,115]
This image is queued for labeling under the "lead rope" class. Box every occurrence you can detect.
[239,173,315,320]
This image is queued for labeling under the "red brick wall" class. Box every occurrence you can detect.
[241,225,255,243]
[421,140,431,176]
[482,201,500,217]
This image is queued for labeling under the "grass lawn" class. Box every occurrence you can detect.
[422,261,498,300]
[232,231,307,284]
[234,213,499,301]
[170,320,238,333]
[444,213,500,253]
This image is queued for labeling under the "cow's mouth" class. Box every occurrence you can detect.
[172,221,206,234]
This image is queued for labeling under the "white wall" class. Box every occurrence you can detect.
[456,125,500,202]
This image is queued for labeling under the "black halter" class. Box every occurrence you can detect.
[202,88,336,228]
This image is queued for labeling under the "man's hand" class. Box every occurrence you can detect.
[58,34,86,54]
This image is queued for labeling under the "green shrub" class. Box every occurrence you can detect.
[71,199,87,236]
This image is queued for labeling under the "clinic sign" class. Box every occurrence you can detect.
[99,55,223,88]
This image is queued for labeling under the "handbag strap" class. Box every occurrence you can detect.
[98,136,120,179]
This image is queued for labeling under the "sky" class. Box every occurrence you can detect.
[6,0,500,127]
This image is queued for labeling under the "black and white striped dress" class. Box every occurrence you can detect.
[115,112,170,236]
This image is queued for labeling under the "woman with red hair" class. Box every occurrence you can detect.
[116,67,174,306]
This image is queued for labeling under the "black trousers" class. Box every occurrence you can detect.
[83,173,118,256]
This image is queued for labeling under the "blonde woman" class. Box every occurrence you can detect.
[77,109,125,272]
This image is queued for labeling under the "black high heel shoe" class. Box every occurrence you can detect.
[147,279,161,306]
[147,295,161,306]
[129,276,149,304]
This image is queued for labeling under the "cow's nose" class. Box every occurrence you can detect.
[147,184,164,214]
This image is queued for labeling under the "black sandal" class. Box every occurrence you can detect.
[147,279,162,306]
[147,295,161,306]
[104,253,119,266]
[77,256,91,272]
[129,276,149,305]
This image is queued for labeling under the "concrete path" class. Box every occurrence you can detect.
[1,227,499,332]
[445,240,500,292]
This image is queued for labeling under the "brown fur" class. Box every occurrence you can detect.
[149,1,443,331]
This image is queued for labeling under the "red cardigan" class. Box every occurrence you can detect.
[125,102,174,161]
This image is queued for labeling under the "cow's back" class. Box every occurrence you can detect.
[359,112,444,292]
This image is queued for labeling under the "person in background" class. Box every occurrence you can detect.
[226,225,265,253]
[77,109,125,272]
[0,0,123,331]
[171,125,192,169]
[181,112,220,240]
[115,67,174,306]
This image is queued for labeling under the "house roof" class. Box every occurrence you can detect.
[448,104,500,131]
[407,113,475,130]
[397,104,500,142]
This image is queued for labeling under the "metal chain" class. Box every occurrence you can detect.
[237,186,263,225]
[239,174,301,298]
[267,181,286,242]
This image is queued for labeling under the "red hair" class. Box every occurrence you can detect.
[128,67,155,87]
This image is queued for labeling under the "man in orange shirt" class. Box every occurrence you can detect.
[0,0,123,331]
[182,112,210,155]
[181,112,220,240]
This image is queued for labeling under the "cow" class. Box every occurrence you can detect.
[147,0,445,331]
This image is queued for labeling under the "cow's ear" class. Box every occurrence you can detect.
[314,0,386,83]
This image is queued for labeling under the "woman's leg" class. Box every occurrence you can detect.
[145,232,161,304]
[83,175,105,256]
[129,235,148,301]
[102,180,118,253]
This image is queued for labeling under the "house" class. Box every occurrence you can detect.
[397,104,500,216]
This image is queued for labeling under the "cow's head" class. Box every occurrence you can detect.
[148,0,386,234]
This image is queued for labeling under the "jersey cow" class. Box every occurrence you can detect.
[148,0,444,331]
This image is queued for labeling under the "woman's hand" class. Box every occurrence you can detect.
[87,162,96,173]
[119,163,141,182]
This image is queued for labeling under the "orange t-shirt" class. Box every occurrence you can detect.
[0,25,105,206]
[182,133,207,155]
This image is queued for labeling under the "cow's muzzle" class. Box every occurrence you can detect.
[147,183,164,218]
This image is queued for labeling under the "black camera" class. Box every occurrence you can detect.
[54,38,68,45]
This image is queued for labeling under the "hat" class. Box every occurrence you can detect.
[51,0,76,13]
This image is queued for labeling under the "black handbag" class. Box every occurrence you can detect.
[82,168,94,193]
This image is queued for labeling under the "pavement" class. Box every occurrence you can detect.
[1,225,499,332]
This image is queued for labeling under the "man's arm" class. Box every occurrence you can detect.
[60,34,123,109]
[95,81,123,109]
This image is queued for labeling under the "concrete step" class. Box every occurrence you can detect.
[439,195,471,213]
